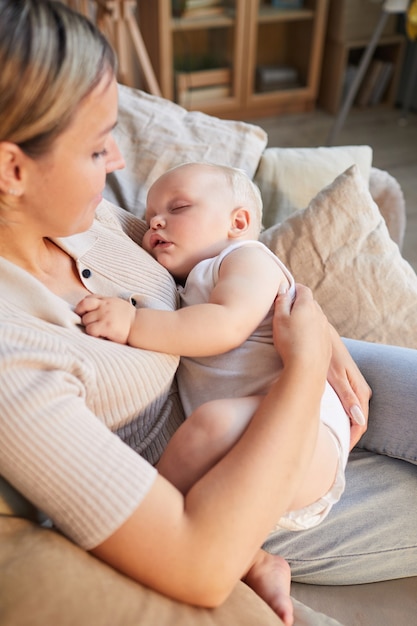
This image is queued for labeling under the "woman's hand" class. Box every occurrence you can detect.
[273,284,332,379]
[273,285,371,449]
[327,326,372,448]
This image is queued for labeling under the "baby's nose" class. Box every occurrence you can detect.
[150,215,166,229]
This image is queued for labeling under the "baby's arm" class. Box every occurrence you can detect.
[77,246,289,355]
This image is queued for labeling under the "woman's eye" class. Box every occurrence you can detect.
[93,149,108,159]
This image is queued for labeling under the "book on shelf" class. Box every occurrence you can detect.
[176,67,231,91]
[355,59,385,107]
[355,59,394,107]
[175,67,231,105]
[369,62,393,105]
[175,67,232,108]
[185,0,223,7]
[172,0,225,18]
[178,85,231,107]
[181,7,225,18]
[255,65,299,92]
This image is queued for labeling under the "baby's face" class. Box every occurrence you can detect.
[142,164,235,281]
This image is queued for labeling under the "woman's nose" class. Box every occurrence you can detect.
[105,135,126,173]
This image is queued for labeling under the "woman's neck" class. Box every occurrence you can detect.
[0,233,90,305]
[0,230,55,275]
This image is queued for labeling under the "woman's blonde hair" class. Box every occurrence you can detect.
[0,0,117,157]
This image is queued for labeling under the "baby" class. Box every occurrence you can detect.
[76,162,353,626]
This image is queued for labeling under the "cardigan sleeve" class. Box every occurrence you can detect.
[0,324,158,549]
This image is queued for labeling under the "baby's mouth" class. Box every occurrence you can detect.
[149,233,172,249]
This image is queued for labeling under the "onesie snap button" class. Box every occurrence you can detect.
[82,269,91,278]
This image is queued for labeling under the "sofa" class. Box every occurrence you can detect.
[1,84,416,626]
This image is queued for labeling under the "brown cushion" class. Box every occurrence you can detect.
[0,516,283,626]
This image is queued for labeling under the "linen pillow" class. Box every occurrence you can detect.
[260,165,417,348]
[254,145,373,229]
[104,84,268,218]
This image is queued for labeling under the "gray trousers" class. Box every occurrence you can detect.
[263,338,417,584]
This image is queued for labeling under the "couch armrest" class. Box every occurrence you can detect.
[369,167,406,249]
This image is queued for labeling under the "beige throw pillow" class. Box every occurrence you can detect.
[104,84,268,218]
[260,165,417,348]
[254,145,373,229]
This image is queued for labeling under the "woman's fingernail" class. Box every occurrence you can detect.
[350,404,366,426]
[278,284,288,295]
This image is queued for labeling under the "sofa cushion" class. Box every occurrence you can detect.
[0,514,343,626]
[291,577,417,626]
[0,517,280,626]
[254,145,373,229]
[260,165,417,347]
[104,84,268,218]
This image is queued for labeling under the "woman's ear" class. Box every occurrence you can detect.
[0,142,24,196]
[229,207,251,238]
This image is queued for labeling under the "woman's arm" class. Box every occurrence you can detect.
[76,246,287,356]
[91,285,332,607]
[327,325,372,447]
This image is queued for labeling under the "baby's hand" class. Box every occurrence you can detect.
[75,295,136,344]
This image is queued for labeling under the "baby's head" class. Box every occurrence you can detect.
[205,162,263,237]
[148,161,263,234]
[143,162,264,281]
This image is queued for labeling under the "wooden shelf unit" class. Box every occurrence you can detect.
[319,34,405,114]
[138,0,329,119]
[318,0,406,114]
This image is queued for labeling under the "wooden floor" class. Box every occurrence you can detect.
[247,106,417,272]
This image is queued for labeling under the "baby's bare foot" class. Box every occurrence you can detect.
[243,550,293,626]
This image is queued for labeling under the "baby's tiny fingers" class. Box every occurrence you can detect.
[75,295,101,314]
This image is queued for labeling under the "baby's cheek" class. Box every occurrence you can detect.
[142,231,152,253]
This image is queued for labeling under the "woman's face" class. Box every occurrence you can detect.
[22,72,124,238]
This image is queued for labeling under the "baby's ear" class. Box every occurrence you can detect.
[229,207,251,237]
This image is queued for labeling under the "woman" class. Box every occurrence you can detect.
[0,1,416,624]
[0,3,339,621]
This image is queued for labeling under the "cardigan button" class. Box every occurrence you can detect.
[82,269,91,278]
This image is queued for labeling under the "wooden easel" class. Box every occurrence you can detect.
[67,0,161,95]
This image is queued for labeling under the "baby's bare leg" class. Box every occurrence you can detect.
[157,396,262,494]
[288,421,339,511]
[287,382,348,512]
